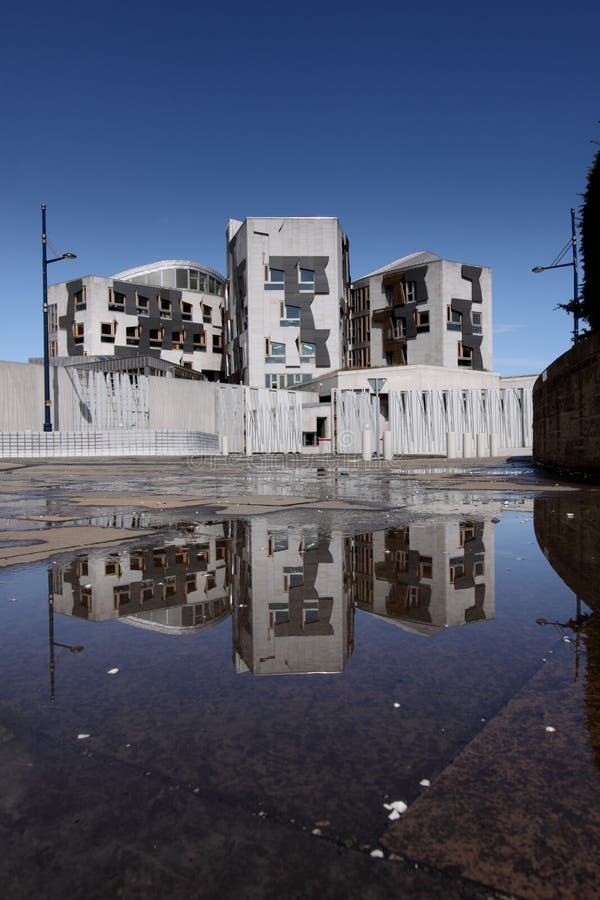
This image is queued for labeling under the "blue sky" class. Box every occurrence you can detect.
[1,0,598,374]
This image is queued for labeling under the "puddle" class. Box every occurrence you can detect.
[0,499,598,852]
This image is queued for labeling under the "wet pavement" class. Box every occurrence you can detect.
[0,455,599,898]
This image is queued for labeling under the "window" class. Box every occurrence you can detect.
[180,301,193,321]
[418,557,433,579]
[460,524,476,546]
[126,325,140,346]
[202,304,212,324]
[136,293,149,316]
[105,557,121,577]
[280,304,300,326]
[472,311,482,333]
[416,310,430,333]
[193,332,206,351]
[73,321,84,345]
[108,288,125,311]
[299,268,314,284]
[458,342,473,367]
[389,319,406,340]
[176,268,188,289]
[159,297,172,318]
[75,287,87,310]
[100,321,116,343]
[404,281,417,302]
[385,285,395,306]
[212,333,222,353]
[189,270,199,291]
[171,330,185,350]
[48,340,58,357]
[265,339,286,362]
[447,306,462,330]
[149,327,163,348]
[474,558,485,577]
[449,561,465,583]
[299,340,315,362]
[265,267,285,289]
[113,586,131,608]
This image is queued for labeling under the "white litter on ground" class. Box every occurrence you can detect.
[77,733,90,740]
[107,668,119,675]
[419,779,430,787]
[545,726,557,733]
[370,849,384,858]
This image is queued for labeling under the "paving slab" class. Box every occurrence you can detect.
[381,639,600,899]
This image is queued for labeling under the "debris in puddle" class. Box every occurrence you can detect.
[393,702,400,708]
[77,734,90,740]
[370,849,384,858]
[545,726,557,733]
[383,800,407,818]
[107,668,119,675]
[419,779,430,788]
[312,828,322,835]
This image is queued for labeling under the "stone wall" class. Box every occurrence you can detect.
[533,332,600,475]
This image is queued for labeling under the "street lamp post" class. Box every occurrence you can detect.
[368,377,386,459]
[532,207,580,343]
[41,203,76,432]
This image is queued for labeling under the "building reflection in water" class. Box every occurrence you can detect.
[534,494,600,769]
[49,517,496,681]
[50,524,231,635]
[347,521,495,636]
[231,520,354,675]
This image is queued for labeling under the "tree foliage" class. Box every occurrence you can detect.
[580,148,600,332]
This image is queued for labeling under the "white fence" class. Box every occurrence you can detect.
[334,387,533,456]
[0,430,219,459]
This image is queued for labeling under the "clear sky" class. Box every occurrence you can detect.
[1,0,598,375]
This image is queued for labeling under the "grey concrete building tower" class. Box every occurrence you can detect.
[349,252,492,371]
[47,260,226,379]
[225,217,351,388]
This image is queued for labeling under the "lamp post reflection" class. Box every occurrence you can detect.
[48,569,83,702]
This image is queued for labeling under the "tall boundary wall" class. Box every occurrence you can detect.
[533,332,600,476]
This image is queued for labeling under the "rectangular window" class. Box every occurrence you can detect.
[176,268,188,289]
[159,297,172,318]
[136,293,150,316]
[299,340,315,362]
[149,328,163,348]
[171,330,185,350]
[100,321,116,343]
[189,270,199,291]
[126,326,140,346]
[73,321,84,345]
[193,332,206,351]
[108,288,125,311]
[180,300,192,321]
[458,342,473,367]
[75,287,87,310]
[416,310,430,333]
[471,310,482,333]
[447,306,462,331]
[280,304,300,326]
[48,340,58,357]
[202,304,212,324]
[265,267,285,289]
[212,333,222,352]
[404,281,417,302]
[265,339,286,361]
[299,268,314,283]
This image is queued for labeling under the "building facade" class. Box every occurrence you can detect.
[225,217,351,388]
[349,251,492,372]
[47,260,226,379]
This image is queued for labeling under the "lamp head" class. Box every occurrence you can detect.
[62,252,77,260]
[532,266,545,273]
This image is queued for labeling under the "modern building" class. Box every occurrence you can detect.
[348,251,492,372]
[47,260,226,379]
[224,217,351,388]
